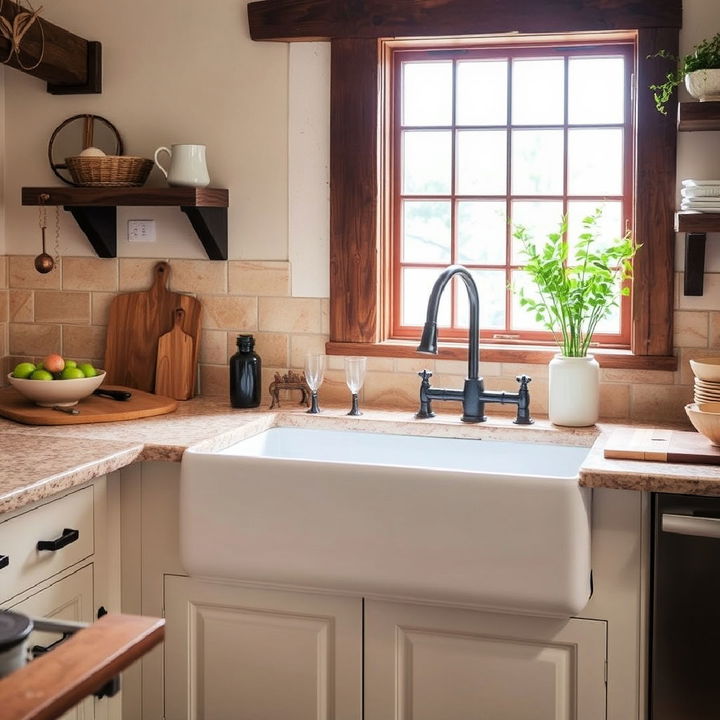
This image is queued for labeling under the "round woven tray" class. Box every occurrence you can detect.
[65,155,153,187]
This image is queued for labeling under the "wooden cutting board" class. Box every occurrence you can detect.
[603,428,720,465]
[104,262,201,393]
[0,385,177,425]
[155,308,194,400]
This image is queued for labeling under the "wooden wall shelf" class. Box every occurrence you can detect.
[678,101,720,131]
[676,102,720,296]
[22,187,229,260]
[675,212,720,296]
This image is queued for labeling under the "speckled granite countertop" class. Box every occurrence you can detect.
[1,396,719,515]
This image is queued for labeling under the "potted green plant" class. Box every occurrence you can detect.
[650,32,720,114]
[512,210,637,426]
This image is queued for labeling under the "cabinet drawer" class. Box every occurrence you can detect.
[0,487,94,603]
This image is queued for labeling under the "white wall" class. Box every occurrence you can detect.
[3,0,288,261]
[3,0,720,289]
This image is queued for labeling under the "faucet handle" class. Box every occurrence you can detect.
[514,375,533,425]
[418,369,433,382]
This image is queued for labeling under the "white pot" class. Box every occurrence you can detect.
[685,68,720,102]
[548,354,600,427]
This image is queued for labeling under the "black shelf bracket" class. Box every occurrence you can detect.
[66,206,116,258]
[684,232,707,296]
[180,206,228,260]
[59,204,228,260]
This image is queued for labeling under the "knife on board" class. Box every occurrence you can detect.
[93,388,132,401]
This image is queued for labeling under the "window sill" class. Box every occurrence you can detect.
[326,340,678,371]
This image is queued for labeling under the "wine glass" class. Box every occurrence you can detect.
[344,356,367,416]
[304,354,326,414]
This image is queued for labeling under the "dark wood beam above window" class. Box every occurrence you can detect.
[0,0,101,94]
[248,0,681,41]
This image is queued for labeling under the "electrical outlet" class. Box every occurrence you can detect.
[127,220,156,243]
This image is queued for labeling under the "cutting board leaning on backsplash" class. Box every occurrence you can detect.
[104,261,201,394]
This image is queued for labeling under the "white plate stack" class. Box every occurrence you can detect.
[681,180,720,212]
[694,378,720,403]
[690,358,720,403]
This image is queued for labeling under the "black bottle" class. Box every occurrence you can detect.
[230,335,262,408]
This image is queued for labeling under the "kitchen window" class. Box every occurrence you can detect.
[327,24,679,369]
[390,41,634,347]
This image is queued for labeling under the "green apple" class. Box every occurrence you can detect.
[12,362,36,379]
[30,369,53,381]
[60,367,85,380]
[78,363,97,378]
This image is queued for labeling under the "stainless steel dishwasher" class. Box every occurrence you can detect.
[651,493,720,719]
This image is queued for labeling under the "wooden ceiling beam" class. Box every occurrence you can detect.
[248,0,682,42]
[0,0,101,93]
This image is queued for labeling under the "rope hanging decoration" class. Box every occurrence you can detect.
[0,0,45,71]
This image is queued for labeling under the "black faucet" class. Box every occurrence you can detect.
[415,264,533,425]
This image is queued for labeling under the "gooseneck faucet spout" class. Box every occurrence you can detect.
[418,265,479,381]
[416,264,533,425]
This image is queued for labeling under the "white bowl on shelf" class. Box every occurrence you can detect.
[690,358,720,382]
[686,402,720,446]
[7,371,106,407]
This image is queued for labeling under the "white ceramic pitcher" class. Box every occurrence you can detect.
[154,144,209,188]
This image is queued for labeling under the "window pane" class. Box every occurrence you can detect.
[456,270,506,329]
[402,267,451,327]
[510,270,548,332]
[457,201,506,265]
[511,129,564,195]
[403,61,453,126]
[566,201,623,258]
[567,128,623,195]
[512,58,565,125]
[593,279,622,335]
[403,130,452,194]
[457,60,508,126]
[569,57,625,125]
[456,130,507,195]
[402,201,452,263]
[510,200,564,265]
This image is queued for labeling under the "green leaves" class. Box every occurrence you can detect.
[512,210,637,357]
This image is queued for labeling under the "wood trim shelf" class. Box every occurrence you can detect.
[22,187,229,260]
[678,101,720,131]
[675,212,720,296]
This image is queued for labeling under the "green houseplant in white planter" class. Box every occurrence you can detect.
[513,211,637,427]
[650,32,720,114]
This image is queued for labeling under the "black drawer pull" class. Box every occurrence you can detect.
[37,528,79,552]
[0,554,8,570]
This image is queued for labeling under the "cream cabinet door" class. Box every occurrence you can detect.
[7,564,96,720]
[164,575,362,720]
[365,599,606,720]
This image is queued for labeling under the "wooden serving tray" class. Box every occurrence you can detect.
[0,385,177,425]
[603,428,720,465]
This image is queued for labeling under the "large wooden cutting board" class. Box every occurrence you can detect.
[0,385,177,425]
[603,428,720,465]
[104,262,201,393]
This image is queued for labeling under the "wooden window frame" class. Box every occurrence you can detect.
[325,19,680,369]
[389,41,635,347]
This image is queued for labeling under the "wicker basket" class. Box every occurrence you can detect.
[65,155,154,187]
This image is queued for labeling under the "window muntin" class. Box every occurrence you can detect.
[391,42,634,346]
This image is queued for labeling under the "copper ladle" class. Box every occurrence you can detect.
[34,225,54,273]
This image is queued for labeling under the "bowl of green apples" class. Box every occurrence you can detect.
[8,354,105,407]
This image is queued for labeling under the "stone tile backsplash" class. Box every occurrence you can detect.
[0,255,710,423]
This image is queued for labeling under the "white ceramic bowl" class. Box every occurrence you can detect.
[689,358,720,382]
[686,402,720,446]
[685,69,720,102]
[7,370,106,407]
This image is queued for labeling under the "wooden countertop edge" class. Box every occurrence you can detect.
[0,614,164,720]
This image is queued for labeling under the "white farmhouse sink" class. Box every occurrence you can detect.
[180,427,592,616]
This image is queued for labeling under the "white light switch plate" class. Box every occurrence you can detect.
[128,220,156,243]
